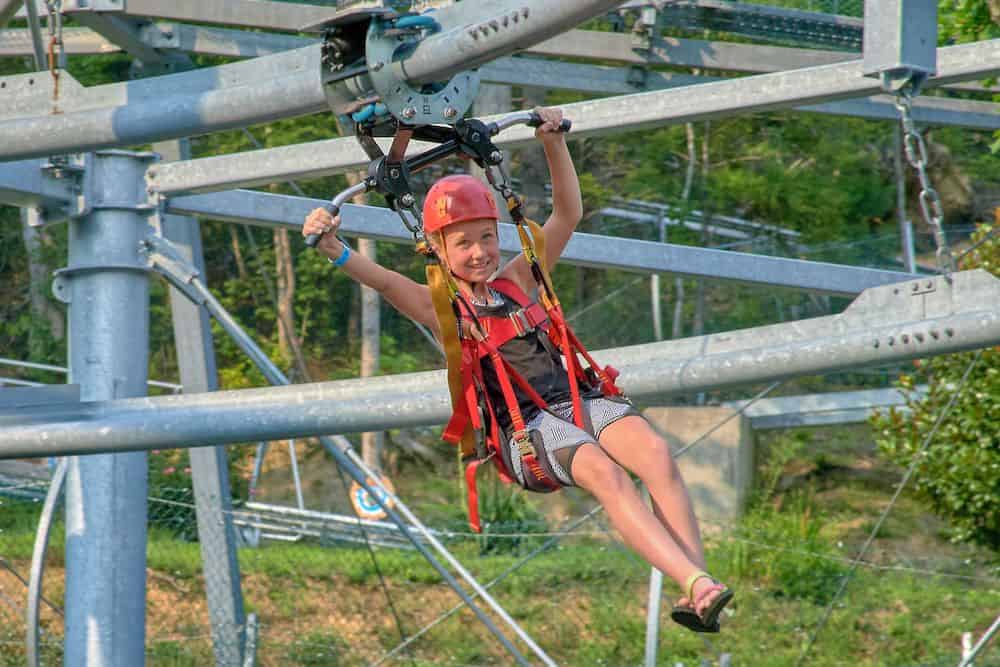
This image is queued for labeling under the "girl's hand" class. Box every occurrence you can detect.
[303,207,344,257]
[534,106,566,142]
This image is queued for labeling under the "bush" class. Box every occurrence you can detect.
[728,492,848,605]
[871,223,1000,548]
[475,476,547,556]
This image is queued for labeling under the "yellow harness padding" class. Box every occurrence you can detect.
[425,215,551,458]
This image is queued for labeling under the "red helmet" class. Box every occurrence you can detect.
[422,175,498,234]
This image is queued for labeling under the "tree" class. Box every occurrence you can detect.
[871,222,1000,548]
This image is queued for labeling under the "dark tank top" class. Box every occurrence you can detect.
[473,287,598,430]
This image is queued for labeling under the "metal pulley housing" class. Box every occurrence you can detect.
[365,15,480,126]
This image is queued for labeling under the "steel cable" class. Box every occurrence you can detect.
[795,350,984,666]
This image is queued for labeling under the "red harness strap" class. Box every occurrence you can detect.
[446,278,624,532]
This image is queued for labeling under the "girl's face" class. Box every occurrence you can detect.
[440,219,500,285]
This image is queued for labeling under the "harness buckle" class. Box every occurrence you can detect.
[512,429,534,457]
[507,308,532,337]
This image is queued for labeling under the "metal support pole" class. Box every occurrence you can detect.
[651,217,666,342]
[958,614,1000,667]
[26,458,66,667]
[643,568,664,666]
[155,138,246,666]
[642,486,664,667]
[60,150,154,667]
[248,442,268,500]
[22,0,45,70]
[287,440,305,510]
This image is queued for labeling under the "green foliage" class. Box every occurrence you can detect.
[939,0,1000,43]
[872,224,1000,548]
[475,476,548,556]
[729,493,849,604]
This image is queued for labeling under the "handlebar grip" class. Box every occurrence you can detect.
[304,204,341,249]
[527,112,571,133]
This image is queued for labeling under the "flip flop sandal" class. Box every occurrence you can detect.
[695,582,734,629]
[670,602,720,633]
[684,570,734,631]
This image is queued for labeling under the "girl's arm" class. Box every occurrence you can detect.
[539,129,584,270]
[501,107,583,290]
[303,208,441,339]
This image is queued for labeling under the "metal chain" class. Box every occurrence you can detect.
[44,0,63,112]
[894,87,955,275]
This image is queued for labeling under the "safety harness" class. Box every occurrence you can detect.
[307,112,625,532]
[429,190,625,532]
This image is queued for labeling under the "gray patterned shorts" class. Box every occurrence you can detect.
[507,396,639,488]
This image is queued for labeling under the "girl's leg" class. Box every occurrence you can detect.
[597,415,719,609]
[569,442,705,593]
[598,416,705,567]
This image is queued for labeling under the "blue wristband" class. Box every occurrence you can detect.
[330,243,351,268]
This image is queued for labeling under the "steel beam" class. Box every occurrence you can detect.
[167,189,916,295]
[3,20,999,162]
[0,23,313,57]
[0,0,627,159]
[390,0,627,85]
[528,30,854,71]
[0,0,23,27]
[525,30,994,93]
[726,385,926,430]
[800,95,1000,131]
[143,91,1000,197]
[0,26,120,55]
[70,13,170,66]
[142,22,314,58]
[143,39,1000,196]
[60,0,344,33]
[0,157,87,217]
[0,269,996,458]
[0,44,329,160]
[480,56,706,94]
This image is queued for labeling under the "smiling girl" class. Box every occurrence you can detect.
[302,107,733,633]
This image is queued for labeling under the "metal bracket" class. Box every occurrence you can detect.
[38,153,94,222]
[862,0,937,95]
[138,21,181,50]
[365,16,479,125]
[141,233,206,305]
[906,278,937,297]
[630,6,659,51]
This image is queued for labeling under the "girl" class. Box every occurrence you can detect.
[302,107,733,633]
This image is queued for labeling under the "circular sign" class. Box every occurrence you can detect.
[350,473,396,521]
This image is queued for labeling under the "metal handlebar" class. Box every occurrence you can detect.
[305,111,570,250]
[304,180,371,248]
[490,111,572,135]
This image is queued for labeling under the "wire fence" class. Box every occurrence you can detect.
[733,0,865,18]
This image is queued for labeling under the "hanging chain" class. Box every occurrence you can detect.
[894,86,955,275]
[44,0,64,114]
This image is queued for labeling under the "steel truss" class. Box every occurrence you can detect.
[3,268,998,457]
[1,2,998,666]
